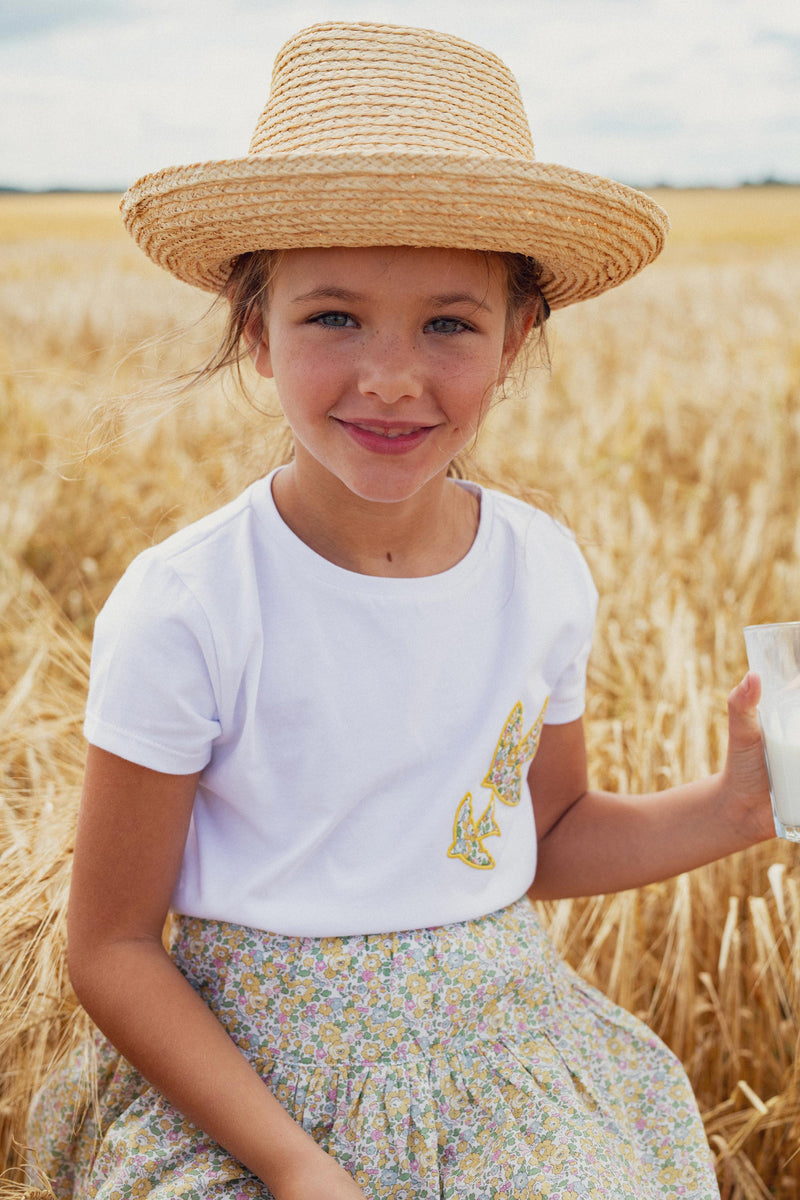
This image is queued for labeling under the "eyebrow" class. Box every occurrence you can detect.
[289,286,494,313]
[430,292,494,313]
[290,286,364,304]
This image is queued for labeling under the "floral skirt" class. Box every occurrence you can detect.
[27,898,719,1199]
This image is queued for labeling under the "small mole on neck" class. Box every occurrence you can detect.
[386,551,393,563]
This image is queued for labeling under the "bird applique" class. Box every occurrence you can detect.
[483,698,549,808]
[447,793,501,870]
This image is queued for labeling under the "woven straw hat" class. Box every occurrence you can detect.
[121,21,669,310]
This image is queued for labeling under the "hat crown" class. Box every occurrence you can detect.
[248,22,535,160]
[123,20,668,307]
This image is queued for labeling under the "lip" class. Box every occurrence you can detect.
[335,418,436,456]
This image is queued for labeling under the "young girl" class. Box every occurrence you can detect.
[29,21,774,1200]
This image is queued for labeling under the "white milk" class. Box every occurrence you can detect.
[763,732,800,827]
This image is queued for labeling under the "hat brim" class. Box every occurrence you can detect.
[121,151,669,310]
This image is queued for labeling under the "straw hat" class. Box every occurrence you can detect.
[121,21,669,310]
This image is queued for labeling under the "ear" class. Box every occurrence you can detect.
[500,312,536,380]
[241,306,273,379]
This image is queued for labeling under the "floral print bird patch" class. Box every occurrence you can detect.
[447,794,501,870]
[448,698,548,870]
[483,700,548,807]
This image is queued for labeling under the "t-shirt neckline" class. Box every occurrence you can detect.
[253,467,493,596]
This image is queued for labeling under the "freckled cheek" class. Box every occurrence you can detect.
[442,372,500,431]
[276,360,345,422]
[435,402,485,447]
[301,352,354,402]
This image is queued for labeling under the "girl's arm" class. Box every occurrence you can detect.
[68,745,367,1200]
[527,673,775,900]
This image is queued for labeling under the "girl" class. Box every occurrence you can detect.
[29,21,774,1200]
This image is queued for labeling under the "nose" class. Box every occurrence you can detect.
[356,330,423,405]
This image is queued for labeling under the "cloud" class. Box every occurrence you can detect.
[0,0,128,40]
[1,0,798,189]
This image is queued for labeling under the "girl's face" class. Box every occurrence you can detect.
[251,246,523,507]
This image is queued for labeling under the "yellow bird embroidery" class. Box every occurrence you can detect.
[447,793,501,870]
[482,698,549,807]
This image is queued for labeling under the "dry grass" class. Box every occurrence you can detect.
[1,189,800,1197]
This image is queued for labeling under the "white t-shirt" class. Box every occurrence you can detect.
[84,471,597,937]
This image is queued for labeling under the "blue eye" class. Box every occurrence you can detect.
[426,317,470,335]
[311,311,355,328]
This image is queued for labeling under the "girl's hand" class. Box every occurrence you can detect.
[273,1152,369,1200]
[723,672,775,843]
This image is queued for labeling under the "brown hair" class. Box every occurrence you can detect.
[498,251,551,338]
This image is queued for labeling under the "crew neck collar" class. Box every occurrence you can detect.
[252,467,493,596]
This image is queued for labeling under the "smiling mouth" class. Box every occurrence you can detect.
[350,422,429,438]
[336,418,436,455]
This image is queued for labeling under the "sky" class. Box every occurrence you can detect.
[1,0,798,191]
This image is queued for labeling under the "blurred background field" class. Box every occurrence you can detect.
[1,188,800,1197]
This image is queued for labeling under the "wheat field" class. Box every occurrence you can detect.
[1,188,799,1197]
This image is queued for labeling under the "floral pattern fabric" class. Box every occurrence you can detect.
[27,899,720,1199]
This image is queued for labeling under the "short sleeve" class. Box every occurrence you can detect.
[83,551,222,773]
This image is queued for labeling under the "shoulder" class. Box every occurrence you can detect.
[121,476,271,590]
[481,484,560,537]
[480,485,594,587]
[146,476,270,570]
[96,476,272,639]
[477,485,598,642]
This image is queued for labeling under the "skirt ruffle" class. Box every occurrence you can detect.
[27,898,719,1199]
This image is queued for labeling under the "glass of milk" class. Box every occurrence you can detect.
[744,622,800,842]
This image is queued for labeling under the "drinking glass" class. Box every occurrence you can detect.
[744,622,800,842]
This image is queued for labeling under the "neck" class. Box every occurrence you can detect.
[270,465,479,578]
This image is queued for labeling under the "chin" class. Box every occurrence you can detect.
[341,466,449,506]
